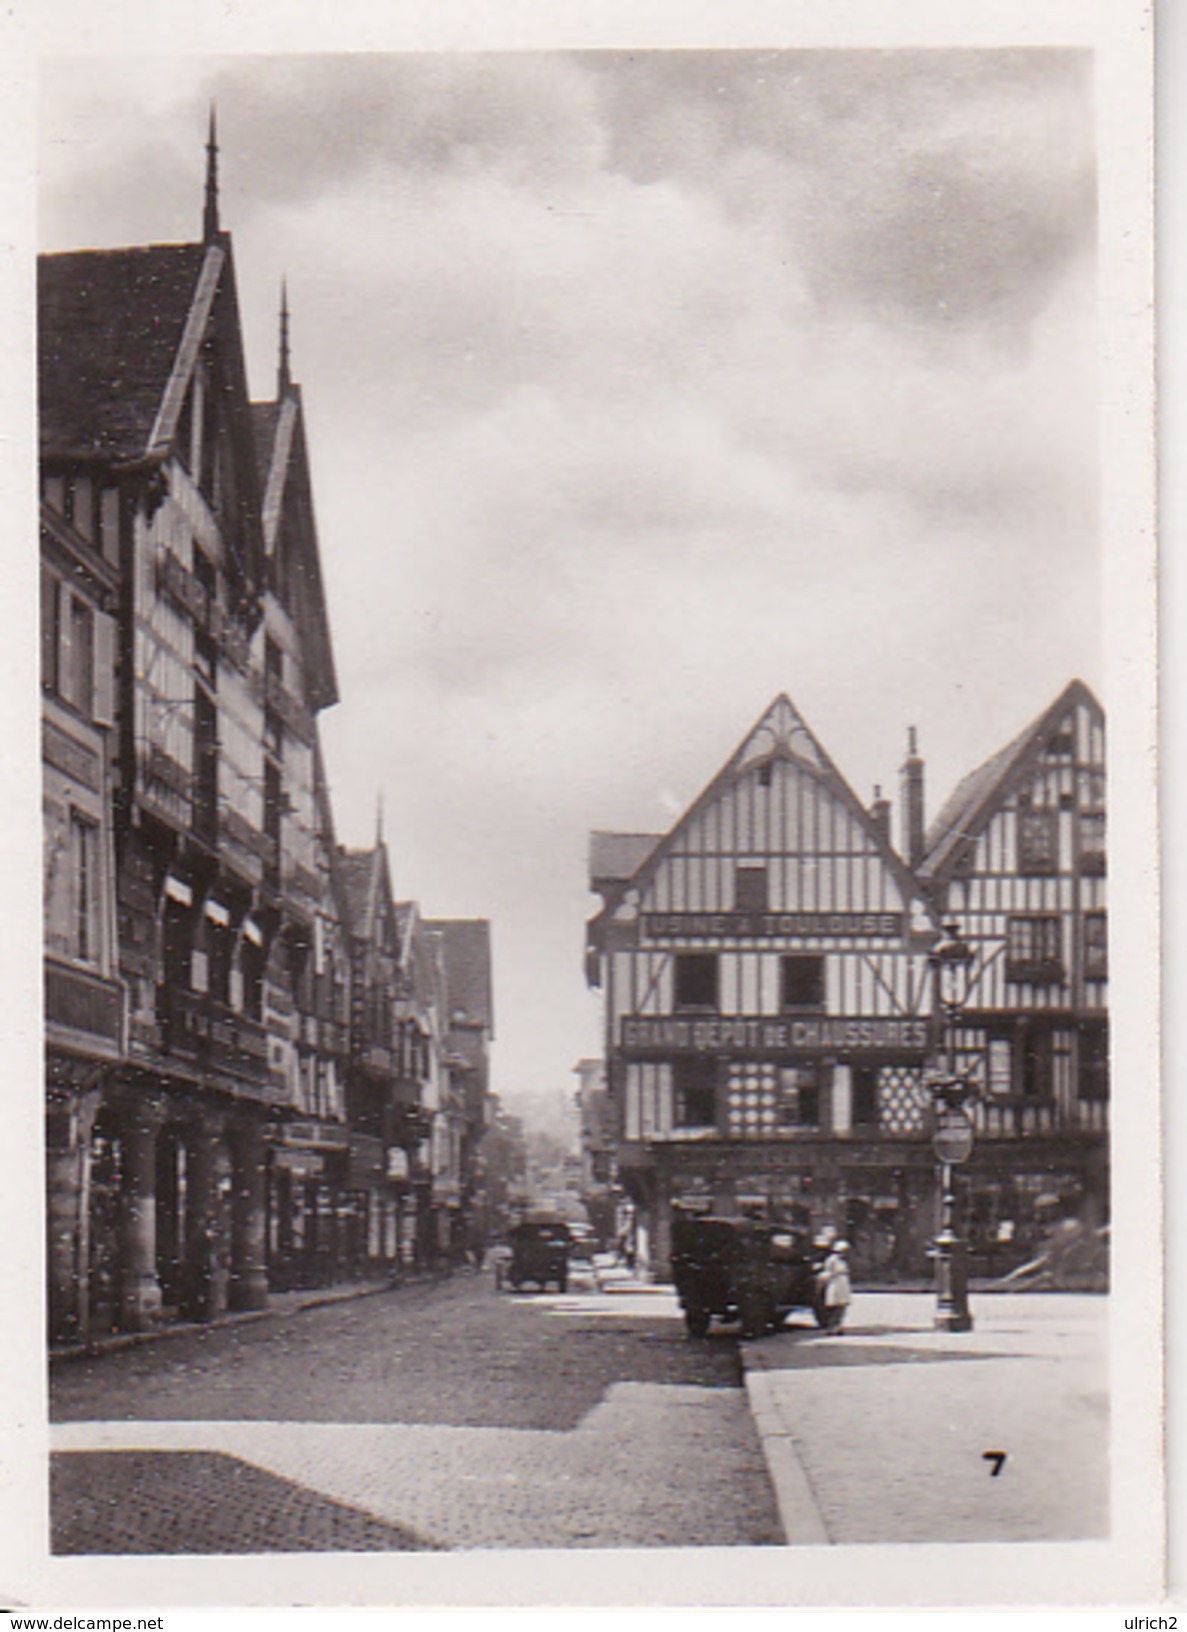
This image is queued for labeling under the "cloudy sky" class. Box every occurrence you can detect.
[37,49,1099,1110]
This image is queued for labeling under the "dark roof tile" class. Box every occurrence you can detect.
[39,242,207,462]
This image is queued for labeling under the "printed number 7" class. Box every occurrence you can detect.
[982,1451,1006,1477]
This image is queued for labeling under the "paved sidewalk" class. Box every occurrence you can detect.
[740,1290,1108,1545]
[50,1272,452,1362]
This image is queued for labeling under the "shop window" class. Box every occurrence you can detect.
[1083,911,1108,980]
[673,1058,717,1128]
[779,1066,820,1128]
[673,953,718,1011]
[734,865,768,913]
[1079,1021,1109,1102]
[1017,807,1059,874]
[851,1066,878,1127]
[781,955,825,1010]
[1005,915,1063,984]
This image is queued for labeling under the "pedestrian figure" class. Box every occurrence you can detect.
[819,1238,852,1333]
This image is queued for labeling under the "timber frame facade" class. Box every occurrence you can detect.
[917,679,1108,1269]
[587,686,1109,1284]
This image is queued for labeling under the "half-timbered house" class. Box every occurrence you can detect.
[249,298,357,1290]
[917,679,1108,1273]
[587,695,942,1280]
[41,126,279,1336]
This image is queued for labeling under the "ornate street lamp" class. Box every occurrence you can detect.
[927,920,976,1332]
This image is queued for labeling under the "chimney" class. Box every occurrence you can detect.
[869,784,891,849]
[900,726,925,869]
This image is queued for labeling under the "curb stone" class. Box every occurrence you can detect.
[741,1355,832,1546]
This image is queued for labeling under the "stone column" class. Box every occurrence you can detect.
[184,1112,228,1320]
[118,1098,165,1331]
[228,1115,269,1311]
[45,1084,101,1346]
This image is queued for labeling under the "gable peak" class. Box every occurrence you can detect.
[734,693,824,775]
[278,277,292,398]
[203,105,220,243]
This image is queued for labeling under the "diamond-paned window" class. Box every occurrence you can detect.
[877,1066,926,1134]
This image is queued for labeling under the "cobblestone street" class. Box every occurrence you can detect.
[49,1270,783,1553]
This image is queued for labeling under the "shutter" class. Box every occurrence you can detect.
[93,611,117,727]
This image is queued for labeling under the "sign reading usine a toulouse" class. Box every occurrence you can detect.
[620,1014,930,1058]
[641,912,904,939]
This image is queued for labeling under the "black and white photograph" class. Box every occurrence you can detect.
[0,0,1163,1615]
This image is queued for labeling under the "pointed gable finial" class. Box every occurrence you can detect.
[376,789,385,846]
[278,278,292,398]
[203,104,220,242]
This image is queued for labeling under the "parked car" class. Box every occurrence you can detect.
[506,1215,572,1293]
[670,1213,829,1338]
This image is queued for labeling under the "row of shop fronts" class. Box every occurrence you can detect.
[588,686,1109,1285]
[41,133,493,1347]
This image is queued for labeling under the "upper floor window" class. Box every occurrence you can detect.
[1079,811,1106,876]
[781,955,825,1010]
[1083,911,1108,981]
[673,1057,717,1128]
[734,865,768,913]
[1079,1020,1109,1102]
[1017,806,1059,874]
[673,953,718,1011]
[1020,1024,1055,1100]
[69,811,99,965]
[1005,916,1063,984]
[42,569,100,722]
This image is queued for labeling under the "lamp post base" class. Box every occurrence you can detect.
[933,1220,974,1333]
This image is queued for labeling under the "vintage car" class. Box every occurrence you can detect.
[505,1215,572,1293]
[670,1213,829,1338]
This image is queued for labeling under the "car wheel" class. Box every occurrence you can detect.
[684,1304,710,1339]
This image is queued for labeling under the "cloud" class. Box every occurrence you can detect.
[37,47,1101,1097]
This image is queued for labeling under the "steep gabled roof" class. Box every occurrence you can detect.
[251,384,339,710]
[423,919,494,1037]
[335,839,399,949]
[589,832,662,892]
[590,694,923,928]
[39,242,209,462]
[919,679,1104,882]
